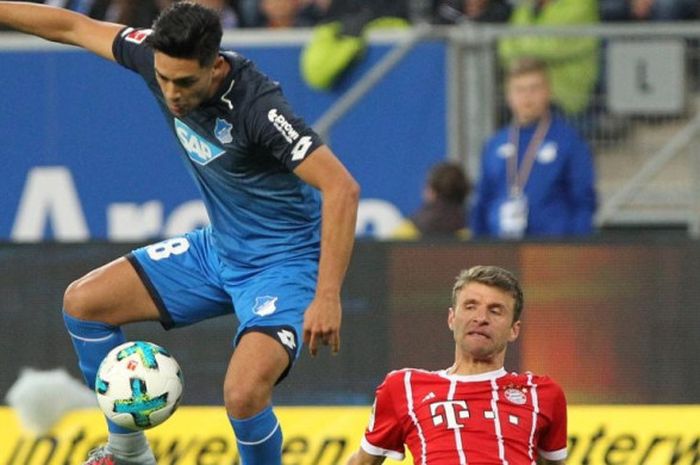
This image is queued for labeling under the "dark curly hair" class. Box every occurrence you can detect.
[147,1,222,67]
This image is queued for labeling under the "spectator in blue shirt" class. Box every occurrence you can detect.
[471,57,597,239]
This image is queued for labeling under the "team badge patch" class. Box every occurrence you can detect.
[123,28,153,44]
[214,118,233,144]
[504,387,527,405]
[253,296,278,316]
[174,118,225,165]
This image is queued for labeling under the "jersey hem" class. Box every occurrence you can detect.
[361,437,405,460]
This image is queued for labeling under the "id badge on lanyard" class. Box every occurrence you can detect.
[499,191,529,239]
[499,116,550,239]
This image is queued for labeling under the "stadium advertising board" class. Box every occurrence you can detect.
[2,406,699,465]
[0,41,446,241]
[1,242,699,407]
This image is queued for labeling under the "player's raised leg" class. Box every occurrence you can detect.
[224,332,290,465]
[62,256,162,465]
[63,256,162,406]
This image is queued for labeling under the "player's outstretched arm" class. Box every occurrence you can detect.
[345,450,385,465]
[0,2,123,61]
[294,145,359,356]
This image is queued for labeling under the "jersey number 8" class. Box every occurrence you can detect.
[146,238,191,261]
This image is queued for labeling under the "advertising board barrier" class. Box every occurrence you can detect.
[2,406,699,465]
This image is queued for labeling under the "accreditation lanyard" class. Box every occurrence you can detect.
[506,115,551,198]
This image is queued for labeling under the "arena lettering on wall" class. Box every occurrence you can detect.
[8,167,406,241]
[1,406,699,465]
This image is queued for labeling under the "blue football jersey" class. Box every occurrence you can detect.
[112,27,322,271]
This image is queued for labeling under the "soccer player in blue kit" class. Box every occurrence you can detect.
[0,2,359,465]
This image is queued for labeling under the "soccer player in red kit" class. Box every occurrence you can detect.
[346,265,568,465]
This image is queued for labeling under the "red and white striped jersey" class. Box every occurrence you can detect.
[361,368,567,465]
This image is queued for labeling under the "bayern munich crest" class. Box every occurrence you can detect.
[504,387,527,405]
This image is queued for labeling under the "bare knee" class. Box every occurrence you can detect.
[223,332,288,418]
[62,257,159,325]
[63,271,113,323]
[223,379,273,419]
[63,276,100,321]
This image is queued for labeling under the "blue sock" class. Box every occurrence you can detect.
[229,406,282,465]
[62,310,132,434]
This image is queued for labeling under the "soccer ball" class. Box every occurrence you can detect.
[95,341,184,430]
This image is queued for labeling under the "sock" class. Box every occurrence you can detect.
[108,432,156,465]
[62,310,132,434]
[230,406,282,465]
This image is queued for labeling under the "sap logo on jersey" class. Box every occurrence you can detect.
[174,118,225,165]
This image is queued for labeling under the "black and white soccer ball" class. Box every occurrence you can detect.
[95,341,184,430]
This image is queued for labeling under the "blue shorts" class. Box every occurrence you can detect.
[127,228,317,360]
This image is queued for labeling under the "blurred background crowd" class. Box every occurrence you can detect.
[10,0,699,30]
[3,0,700,241]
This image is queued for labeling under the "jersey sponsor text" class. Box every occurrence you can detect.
[174,119,225,165]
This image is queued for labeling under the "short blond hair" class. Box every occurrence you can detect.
[506,57,549,82]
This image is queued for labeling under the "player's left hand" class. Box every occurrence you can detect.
[303,293,342,356]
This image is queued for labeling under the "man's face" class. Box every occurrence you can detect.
[154,52,217,117]
[261,0,301,23]
[506,71,551,125]
[448,282,520,361]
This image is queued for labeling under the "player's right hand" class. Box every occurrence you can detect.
[303,293,342,356]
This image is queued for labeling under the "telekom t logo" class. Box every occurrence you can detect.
[430,401,470,429]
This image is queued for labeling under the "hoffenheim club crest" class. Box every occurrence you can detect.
[214,118,233,144]
[253,296,278,316]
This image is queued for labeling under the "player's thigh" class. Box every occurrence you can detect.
[129,230,234,330]
[63,256,160,325]
[224,331,289,403]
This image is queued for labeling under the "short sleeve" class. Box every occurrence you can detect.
[243,89,323,171]
[361,374,406,461]
[537,381,568,461]
[112,27,156,77]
